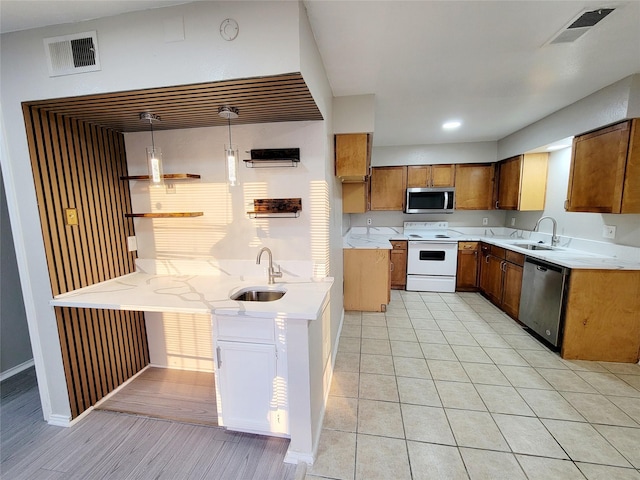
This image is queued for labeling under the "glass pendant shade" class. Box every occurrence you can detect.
[225,144,239,186]
[146,146,164,186]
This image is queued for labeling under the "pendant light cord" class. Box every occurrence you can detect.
[150,119,156,151]
[227,117,232,145]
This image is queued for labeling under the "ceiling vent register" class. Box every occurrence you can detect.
[44,31,101,77]
[547,8,614,45]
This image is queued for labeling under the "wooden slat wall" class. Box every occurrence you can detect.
[23,105,149,418]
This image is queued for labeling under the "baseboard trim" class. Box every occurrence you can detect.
[48,413,72,427]
[284,449,315,465]
[0,358,34,382]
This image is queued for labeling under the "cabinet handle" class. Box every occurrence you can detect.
[485,255,490,264]
[390,262,394,272]
[564,199,569,210]
[495,200,499,209]
[216,346,222,369]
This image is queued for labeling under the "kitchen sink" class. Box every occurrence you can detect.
[512,242,555,251]
[230,287,286,302]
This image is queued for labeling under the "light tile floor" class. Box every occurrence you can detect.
[306,291,640,480]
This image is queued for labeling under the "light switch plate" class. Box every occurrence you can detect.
[65,208,78,226]
[482,217,488,226]
[127,236,138,252]
[602,225,616,239]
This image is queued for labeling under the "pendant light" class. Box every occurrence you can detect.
[218,106,240,187]
[140,112,164,186]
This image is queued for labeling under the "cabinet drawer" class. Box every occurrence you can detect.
[216,315,274,343]
[458,241,478,251]
[505,250,525,266]
[391,240,407,250]
[490,245,506,258]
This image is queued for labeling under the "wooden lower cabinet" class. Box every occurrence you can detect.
[456,242,479,291]
[479,243,524,319]
[390,241,407,290]
[344,248,390,311]
[561,269,640,363]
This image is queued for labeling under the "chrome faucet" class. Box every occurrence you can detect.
[533,216,559,246]
[256,247,282,284]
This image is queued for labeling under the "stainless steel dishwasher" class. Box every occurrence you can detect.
[519,257,570,348]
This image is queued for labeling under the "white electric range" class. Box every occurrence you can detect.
[403,221,458,293]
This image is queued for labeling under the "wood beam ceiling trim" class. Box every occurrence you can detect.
[23,73,323,132]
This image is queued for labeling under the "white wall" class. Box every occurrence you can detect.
[373,141,497,166]
[0,0,333,423]
[333,95,375,133]
[498,74,639,159]
[1,170,33,377]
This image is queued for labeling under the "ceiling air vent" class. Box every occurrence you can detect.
[546,8,614,45]
[44,31,101,77]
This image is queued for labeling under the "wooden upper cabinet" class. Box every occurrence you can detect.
[342,179,370,213]
[496,153,548,211]
[370,166,407,211]
[566,119,640,214]
[407,164,455,187]
[335,133,371,182]
[454,163,495,210]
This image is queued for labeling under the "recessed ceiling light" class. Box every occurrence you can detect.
[442,121,461,130]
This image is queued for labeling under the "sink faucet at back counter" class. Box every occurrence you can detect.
[256,247,283,285]
[533,216,559,246]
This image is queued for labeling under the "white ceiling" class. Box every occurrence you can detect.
[2,1,640,147]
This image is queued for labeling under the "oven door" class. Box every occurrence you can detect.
[407,241,458,276]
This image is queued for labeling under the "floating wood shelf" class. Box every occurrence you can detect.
[125,212,204,218]
[120,174,201,180]
[243,148,300,168]
[247,198,301,218]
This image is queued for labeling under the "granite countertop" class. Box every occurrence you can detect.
[51,259,333,320]
[343,227,640,271]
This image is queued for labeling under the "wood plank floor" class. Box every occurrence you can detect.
[1,367,299,479]
[96,367,218,426]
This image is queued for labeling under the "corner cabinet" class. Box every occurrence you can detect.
[344,248,390,311]
[566,119,640,213]
[496,153,548,211]
[213,315,288,435]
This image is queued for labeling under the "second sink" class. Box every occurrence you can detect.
[231,287,286,302]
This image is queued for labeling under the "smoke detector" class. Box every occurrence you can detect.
[44,31,100,77]
[546,8,615,45]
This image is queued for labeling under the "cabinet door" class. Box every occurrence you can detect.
[622,120,640,213]
[344,249,390,311]
[335,133,371,180]
[501,261,523,319]
[454,164,495,210]
[566,121,630,213]
[497,156,522,210]
[480,254,503,306]
[456,242,478,291]
[390,241,407,289]
[216,341,279,434]
[432,164,456,187]
[342,180,369,213]
[407,165,431,187]
[370,166,407,211]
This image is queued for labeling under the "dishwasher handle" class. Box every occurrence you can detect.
[525,256,569,276]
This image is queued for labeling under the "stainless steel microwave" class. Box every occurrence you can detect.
[405,187,455,214]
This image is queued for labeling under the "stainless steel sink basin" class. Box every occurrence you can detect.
[512,242,554,251]
[230,287,286,302]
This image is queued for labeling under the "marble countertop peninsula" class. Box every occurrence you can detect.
[51,259,333,320]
